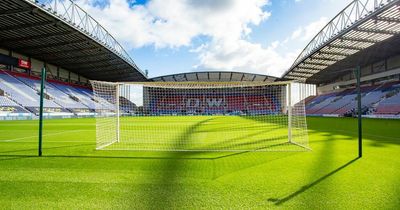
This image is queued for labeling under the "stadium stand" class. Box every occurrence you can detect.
[0,69,100,117]
[17,76,89,110]
[374,84,400,115]
[305,82,400,117]
[149,92,280,115]
[0,96,18,107]
[0,71,61,109]
[52,82,97,110]
[306,94,338,114]
[0,96,29,114]
[1,63,398,119]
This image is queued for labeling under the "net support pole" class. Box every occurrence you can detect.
[38,66,46,157]
[116,83,120,143]
[356,65,362,157]
[287,82,292,143]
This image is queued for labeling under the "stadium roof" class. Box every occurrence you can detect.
[0,0,147,82]
[151,71,279,82]
[283,0,400,84]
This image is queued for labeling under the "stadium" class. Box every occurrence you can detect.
[0,0,399,209]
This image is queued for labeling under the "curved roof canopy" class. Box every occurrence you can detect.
[0,0,147,81]
[283,0,400,84]
[151,71,279,82]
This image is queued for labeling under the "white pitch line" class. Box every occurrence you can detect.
[0,130,92,142]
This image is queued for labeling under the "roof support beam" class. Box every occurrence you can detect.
[78,63,124,71]
[68,61,120,70]
[302,61,330,67]
[285,75,303,79]
[309,56,340,63]
[293,68,320,74]
[0,20,59,31]
[295,66,324,72]
[285,75,307,80]
[0,30,78,43]
[0,7,33,17]
[317,51,352,57]
[340,36,380,44]
[298,64,326,70]
[87,69,128,77]
[329,44,365,51]
[71,68,123,76]
[60,57,119,66]
[289,72,313,77]
[354,27,398,35]
[91,74,122,81]
[45,52,109,62]
[29,46,101,56]
[293,70,319,75]
[376,16,400,24]
[14,39,88,51]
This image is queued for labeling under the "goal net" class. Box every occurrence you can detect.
[90,81,314,152]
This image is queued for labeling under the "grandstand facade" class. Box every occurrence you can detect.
[0,0,399,119]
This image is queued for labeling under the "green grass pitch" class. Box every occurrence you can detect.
[110,115,306,151]
[0,117,399,209]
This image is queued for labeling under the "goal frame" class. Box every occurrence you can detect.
[91,80,311,152]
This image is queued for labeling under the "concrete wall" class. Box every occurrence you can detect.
[30,58,44,74]
[387,54,400,70]
[59,68,69,80]
[0,48,8,55]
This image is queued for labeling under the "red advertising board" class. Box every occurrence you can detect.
[18,59,30,69]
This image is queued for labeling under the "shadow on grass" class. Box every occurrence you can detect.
[144,120,306,200]
[211,152,300,180]
[0,155,35,162]
[0,143,93,155]
[306,117,400,146]
[131,117,299,208]
[267,157,359,205]
[44,154,217,160]
[136,117,215,209]
[239,115,289,127]
[0,153,242,160]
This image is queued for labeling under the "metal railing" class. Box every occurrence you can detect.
[26,0,146,77]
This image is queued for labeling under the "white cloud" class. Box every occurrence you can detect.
[290,17,328,42]
[75,0,329,77]
[77,0,270,48]
[194,17,329,77]
[194,39,300,77]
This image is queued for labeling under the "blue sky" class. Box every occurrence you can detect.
[76,0,350,78]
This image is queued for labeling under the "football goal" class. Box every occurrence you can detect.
[90,81,314,152]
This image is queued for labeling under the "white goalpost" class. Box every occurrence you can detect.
[90,81,314,152]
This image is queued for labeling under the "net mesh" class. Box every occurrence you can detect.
[91,81,313,152]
